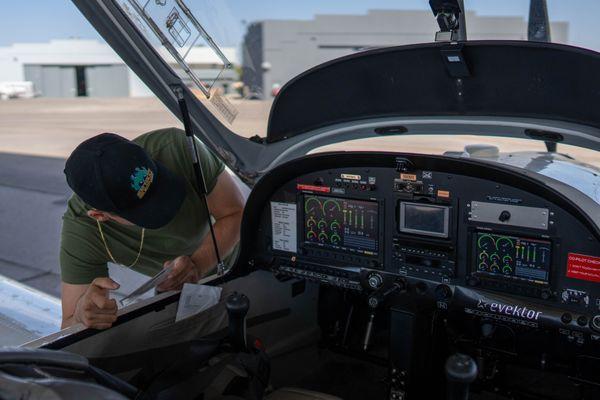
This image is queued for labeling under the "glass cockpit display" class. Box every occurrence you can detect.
[399,202,450,238]
[304,195,379,256]
[474,232,551,284]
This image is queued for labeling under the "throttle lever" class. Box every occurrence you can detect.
[363,282,405,351]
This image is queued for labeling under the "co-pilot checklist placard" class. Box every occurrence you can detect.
[270,202,297,253]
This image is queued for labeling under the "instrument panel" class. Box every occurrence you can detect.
[241,153,600,342]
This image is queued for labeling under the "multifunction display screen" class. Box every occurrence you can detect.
[399,202,450,238]
[474,232,551,285]
[304,195,379,256]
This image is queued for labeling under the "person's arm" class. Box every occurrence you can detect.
[60,214,120,329]
[191,170,244,272]
[158,171,244,291]
[61,278,120,329]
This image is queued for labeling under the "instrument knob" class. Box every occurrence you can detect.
[435,284,453,301]
[499,210,511,222]
[467,275,480,287]
[367,273,383,289]
[591,315,600,332]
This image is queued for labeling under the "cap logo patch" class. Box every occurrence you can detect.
[130,167,154,199]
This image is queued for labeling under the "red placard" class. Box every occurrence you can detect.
[567,253,600,283]
[296,184,331,193]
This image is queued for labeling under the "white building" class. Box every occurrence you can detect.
[243,10,569,98]
[0,39,238,98]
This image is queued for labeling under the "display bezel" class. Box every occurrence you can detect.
[399,202,450,238]
[300,193,382,259]
[470,230,553,287]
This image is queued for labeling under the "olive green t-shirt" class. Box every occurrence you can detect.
[60,127,234,284]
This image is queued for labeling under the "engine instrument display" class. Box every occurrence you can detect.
[474,232,551,285]
[304,195,379,256]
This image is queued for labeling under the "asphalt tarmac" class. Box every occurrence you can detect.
[0,152,69,297]
[1,97,598,167]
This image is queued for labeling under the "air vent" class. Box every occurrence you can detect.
[374,126,408,135]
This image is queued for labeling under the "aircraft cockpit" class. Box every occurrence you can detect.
[236,149,600,399]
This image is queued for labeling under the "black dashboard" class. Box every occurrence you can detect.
[239,152,600,341]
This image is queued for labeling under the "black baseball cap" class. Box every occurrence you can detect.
[64,133,186,229]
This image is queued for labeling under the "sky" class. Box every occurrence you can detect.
[1,1,600,51]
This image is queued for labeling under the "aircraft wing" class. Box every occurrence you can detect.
[0,276,61,346]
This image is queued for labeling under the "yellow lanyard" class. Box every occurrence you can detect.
[97,220,145,268]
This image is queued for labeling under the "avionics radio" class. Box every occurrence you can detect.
[392,201,457,281]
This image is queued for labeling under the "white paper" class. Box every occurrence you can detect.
[270,202,297,253]
[175,283,222,322]
[119,265,173,307]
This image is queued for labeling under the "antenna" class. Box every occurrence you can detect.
[528,0,557,152]
[528,0,551,43]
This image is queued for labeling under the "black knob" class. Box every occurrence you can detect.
[226,292,250,352]
[561,313,572,324]
[415,281,428,295]
[394,278,407,291]
[435,284,452,301]
[591,315,600,332]
[540,289,552,300]
[467,275,480,287]
[446,354,478,400]
[481,323,495,338]
[499,210,511,222]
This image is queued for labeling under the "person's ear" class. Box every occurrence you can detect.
[87,209,111,222]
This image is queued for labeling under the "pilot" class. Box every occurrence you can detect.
[59,127,244,330]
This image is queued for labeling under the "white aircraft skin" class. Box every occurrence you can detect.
[446,146,600,205]
[0,276,61,346]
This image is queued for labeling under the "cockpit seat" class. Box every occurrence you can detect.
[266,387,342,400]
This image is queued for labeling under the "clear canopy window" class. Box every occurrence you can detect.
[117,0,596,143]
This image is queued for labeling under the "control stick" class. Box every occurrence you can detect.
[445,353,478,400]
[226,292,250,352]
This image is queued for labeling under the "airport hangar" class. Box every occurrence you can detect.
[242,9,568,99]
[0,39,238,98]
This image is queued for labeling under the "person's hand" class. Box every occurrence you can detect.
[157,255,201,292]
[74,277,119,329]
